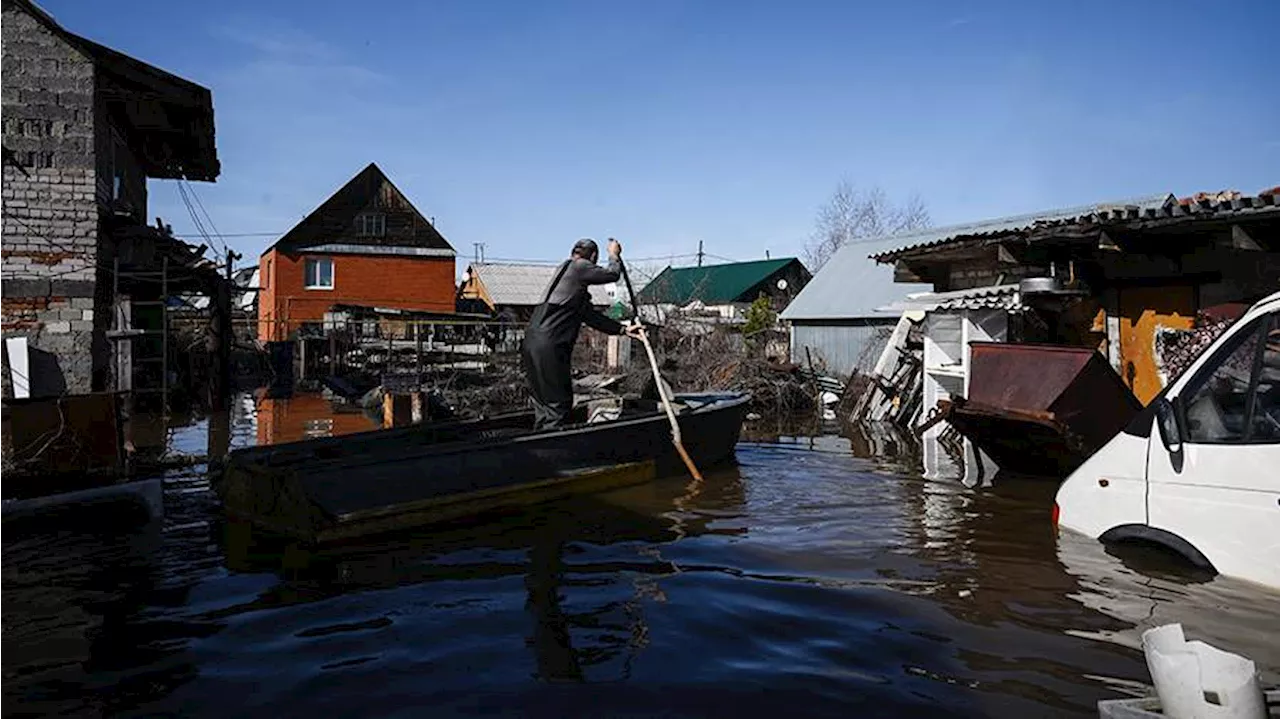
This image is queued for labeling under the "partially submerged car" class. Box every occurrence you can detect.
[1054,290,1280,589]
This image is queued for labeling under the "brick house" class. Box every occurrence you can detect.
[1,0,221,398]
[257,163,457,342]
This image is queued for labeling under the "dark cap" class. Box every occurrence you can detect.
[572,238,598,259]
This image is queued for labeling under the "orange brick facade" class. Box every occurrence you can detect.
[258,249,456,341]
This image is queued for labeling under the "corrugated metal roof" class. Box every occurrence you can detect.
[780,236,931,321]
[780,192,1171,322]
[868,193,1173,262]
[470,262,614,307]
[636,258,804,305]
[874,283,1022,313]
[1017,186,1280,236]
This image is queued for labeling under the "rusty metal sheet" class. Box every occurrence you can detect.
[952,342,1143,478]
[966,343,1100,412]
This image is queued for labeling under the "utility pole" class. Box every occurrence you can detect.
[209,247,240,433]
[697,240,704,267]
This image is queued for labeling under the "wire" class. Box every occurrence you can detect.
[176,181,223,257]
[183,179,230,258]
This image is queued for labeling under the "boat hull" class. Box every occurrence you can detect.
[218,392,750,543]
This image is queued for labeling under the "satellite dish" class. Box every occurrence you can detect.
[776,278,788,290]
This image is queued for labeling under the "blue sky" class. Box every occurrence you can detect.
[40,0,1280,271]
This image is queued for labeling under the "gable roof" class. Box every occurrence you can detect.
[781,193,1172,321]
[264,163,454,257]
[9,0,219,181]
[467,262,613,307]
[635,258,806,305]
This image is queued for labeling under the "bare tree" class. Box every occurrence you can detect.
[803,181,930,272]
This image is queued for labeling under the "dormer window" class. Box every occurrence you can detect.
[356,213,386,237]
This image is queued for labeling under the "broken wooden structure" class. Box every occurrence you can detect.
[872,187,1280,406]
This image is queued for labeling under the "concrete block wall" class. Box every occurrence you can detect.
[2,5,102,397]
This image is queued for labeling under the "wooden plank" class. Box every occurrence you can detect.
[893,260,925,283]
[1230,224,1263,251]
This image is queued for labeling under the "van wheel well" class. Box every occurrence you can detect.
[1098,525,1217,573]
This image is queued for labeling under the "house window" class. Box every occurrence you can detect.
[355,213,386,237]
[304,257,334,289]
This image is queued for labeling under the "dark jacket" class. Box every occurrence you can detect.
[525,257,624,350]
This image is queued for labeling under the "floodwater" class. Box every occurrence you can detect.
[4,393,1279,718]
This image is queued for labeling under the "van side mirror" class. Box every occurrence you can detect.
[1154,397,1183,456]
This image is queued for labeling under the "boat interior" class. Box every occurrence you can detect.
[224,392,742,471]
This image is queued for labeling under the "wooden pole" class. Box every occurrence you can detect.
[415,321,423,379]
[618,252,702,482]
[209,249,239,411]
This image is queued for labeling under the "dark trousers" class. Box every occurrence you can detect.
[521,336,573,430]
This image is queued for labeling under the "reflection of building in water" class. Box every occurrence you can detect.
[254,392,380,447]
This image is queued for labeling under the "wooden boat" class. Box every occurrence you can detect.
[216,392,751,543]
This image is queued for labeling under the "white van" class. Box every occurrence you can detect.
[1054,290,1280,589]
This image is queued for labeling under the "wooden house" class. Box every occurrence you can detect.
[457,261,615,323]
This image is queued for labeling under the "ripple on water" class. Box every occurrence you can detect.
[4,442,1279,718]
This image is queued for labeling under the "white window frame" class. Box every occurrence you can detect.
[303,257,335,290]
[356,213,386,237]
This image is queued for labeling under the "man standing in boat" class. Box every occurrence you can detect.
[522,238,642,430]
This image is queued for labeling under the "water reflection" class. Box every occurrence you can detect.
[214,467,747,686]
[6,409,1280,717]
[1056,530,1280,685]
[254,391,380,447]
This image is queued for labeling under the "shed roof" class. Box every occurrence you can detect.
[781,193,1171,322]
[468,262,614,307]
[868,193,1172,262]
[636,258,805,305]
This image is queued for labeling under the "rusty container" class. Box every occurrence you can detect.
[948,342,1142,478]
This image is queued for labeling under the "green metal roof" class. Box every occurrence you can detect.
[635,258,803,305]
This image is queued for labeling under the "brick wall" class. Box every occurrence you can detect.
[1,5,102,396]
[258,250,457,341]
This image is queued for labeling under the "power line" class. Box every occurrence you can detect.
[183,179,229,257]
[175,181,224,257]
